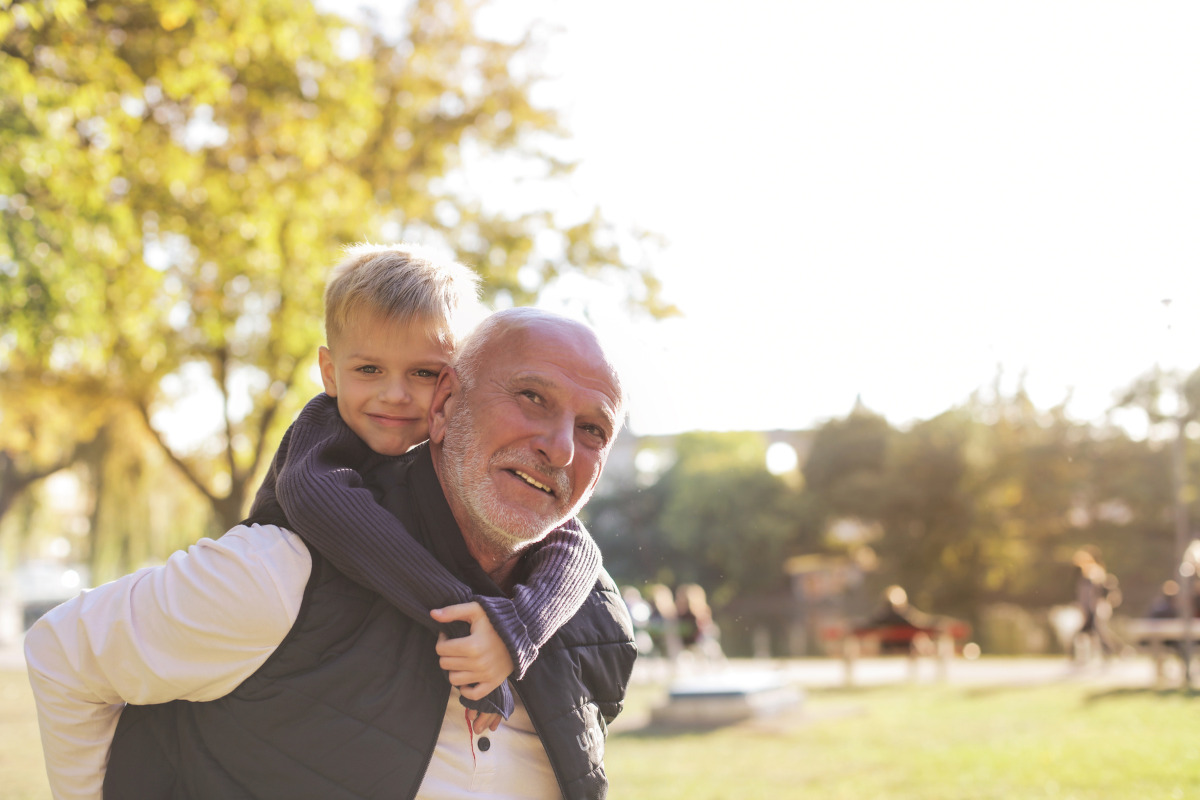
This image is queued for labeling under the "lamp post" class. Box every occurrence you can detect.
[1172,423,1193,688]
[1163,299,1194,688]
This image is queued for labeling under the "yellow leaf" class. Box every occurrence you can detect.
[160,7,190,32]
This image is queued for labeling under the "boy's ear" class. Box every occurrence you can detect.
[428,367,460,445]
[317,346,338,397]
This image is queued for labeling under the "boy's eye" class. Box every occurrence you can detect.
[355,365,381,375]
[414,368,439,379]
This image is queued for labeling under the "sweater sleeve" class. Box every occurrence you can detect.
[270,396,473,625]
[259,395,520,717]
[475,516,602,679]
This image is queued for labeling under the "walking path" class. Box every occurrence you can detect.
[3,630,1167,687]
[632,652,1168,690]
[611,654,1174,733]
[4,628,1175,699]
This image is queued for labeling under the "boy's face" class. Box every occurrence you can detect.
[319,311,454,456]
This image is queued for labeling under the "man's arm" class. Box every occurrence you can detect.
[24,524,311,800]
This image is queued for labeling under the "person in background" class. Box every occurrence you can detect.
[1072,547,1123,661]
[675,583,723,663]
[646,582,683,665]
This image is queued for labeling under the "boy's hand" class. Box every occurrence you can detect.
[432,602,515,702]
[468,709,503,734]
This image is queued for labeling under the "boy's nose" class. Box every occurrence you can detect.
[380,378,411,403]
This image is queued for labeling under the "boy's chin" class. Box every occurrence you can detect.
[360,434,425,457]
[376,442,422,457]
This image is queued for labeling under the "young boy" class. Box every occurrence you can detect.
[247,243,603,732]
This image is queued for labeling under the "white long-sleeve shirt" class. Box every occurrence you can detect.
[25,523,557,800]
[25,525,311,800]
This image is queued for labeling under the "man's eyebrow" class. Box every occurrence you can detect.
[512,373,619,431]
[511,373,556,390]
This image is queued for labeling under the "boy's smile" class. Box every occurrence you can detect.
[319,310,454,456]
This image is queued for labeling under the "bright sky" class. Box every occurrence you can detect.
[472,0,1200,437]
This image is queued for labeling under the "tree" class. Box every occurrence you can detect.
[1112,364,1200,612]
[873,410,981,617]
[1,0,671,542]
[652,432,807,601]
[800,406,893,539]
[0,370,112,546]
[955,387,1084,608]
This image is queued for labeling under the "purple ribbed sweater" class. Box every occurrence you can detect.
[247,393,602,718]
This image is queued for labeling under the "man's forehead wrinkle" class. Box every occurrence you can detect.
[511,372,555,389]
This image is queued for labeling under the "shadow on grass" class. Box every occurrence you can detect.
[1083,685,1200,703]
[960,677,1081,699]
[803,684,908,698]
[612,685,870,740]
[611,720,735,740]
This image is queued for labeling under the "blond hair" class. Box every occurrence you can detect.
[324,242,484,350]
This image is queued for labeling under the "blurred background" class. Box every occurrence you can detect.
[2,0,1199,663]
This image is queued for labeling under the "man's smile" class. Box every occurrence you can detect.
[510,469,555,495]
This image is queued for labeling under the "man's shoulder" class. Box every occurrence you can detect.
[209,524,314,579]
[553,568,634,645]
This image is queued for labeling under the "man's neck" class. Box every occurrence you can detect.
[430,445,523,592]
[464,540,520,593]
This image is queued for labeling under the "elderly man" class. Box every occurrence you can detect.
[25,308,637,800]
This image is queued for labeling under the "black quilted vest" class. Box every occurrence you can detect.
[102,446,636,800]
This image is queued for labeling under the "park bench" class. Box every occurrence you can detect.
[825,617,972,686]
[1123,617,1200,681]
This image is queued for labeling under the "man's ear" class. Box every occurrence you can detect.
[317,346,337,397]
[428,367,460,445]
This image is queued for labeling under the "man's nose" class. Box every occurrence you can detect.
[536,415,575,468]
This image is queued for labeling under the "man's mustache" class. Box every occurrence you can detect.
[492,447,571,500]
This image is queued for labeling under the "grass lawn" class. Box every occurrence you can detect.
[4,661,1199,799]
[606,672,1200,799]
[1,668,51,800]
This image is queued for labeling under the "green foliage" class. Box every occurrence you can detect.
[588,432,811,605]
[592,374,1196,645]
[0,0,668,551]
[802,406,890,521]
[876,410,982,616]
[657,432,805,597]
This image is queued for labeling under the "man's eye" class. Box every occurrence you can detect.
[581,424,608,443]
[519,390,544,405]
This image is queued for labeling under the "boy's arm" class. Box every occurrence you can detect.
[267,395,475,628]
[269,394,516,717]
[474,516,603,679]
[24,525,309,800]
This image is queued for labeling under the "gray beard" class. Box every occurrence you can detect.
[439,402,571,560]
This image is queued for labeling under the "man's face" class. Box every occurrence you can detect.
[432,320,621,555]
[318,311,453,456]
